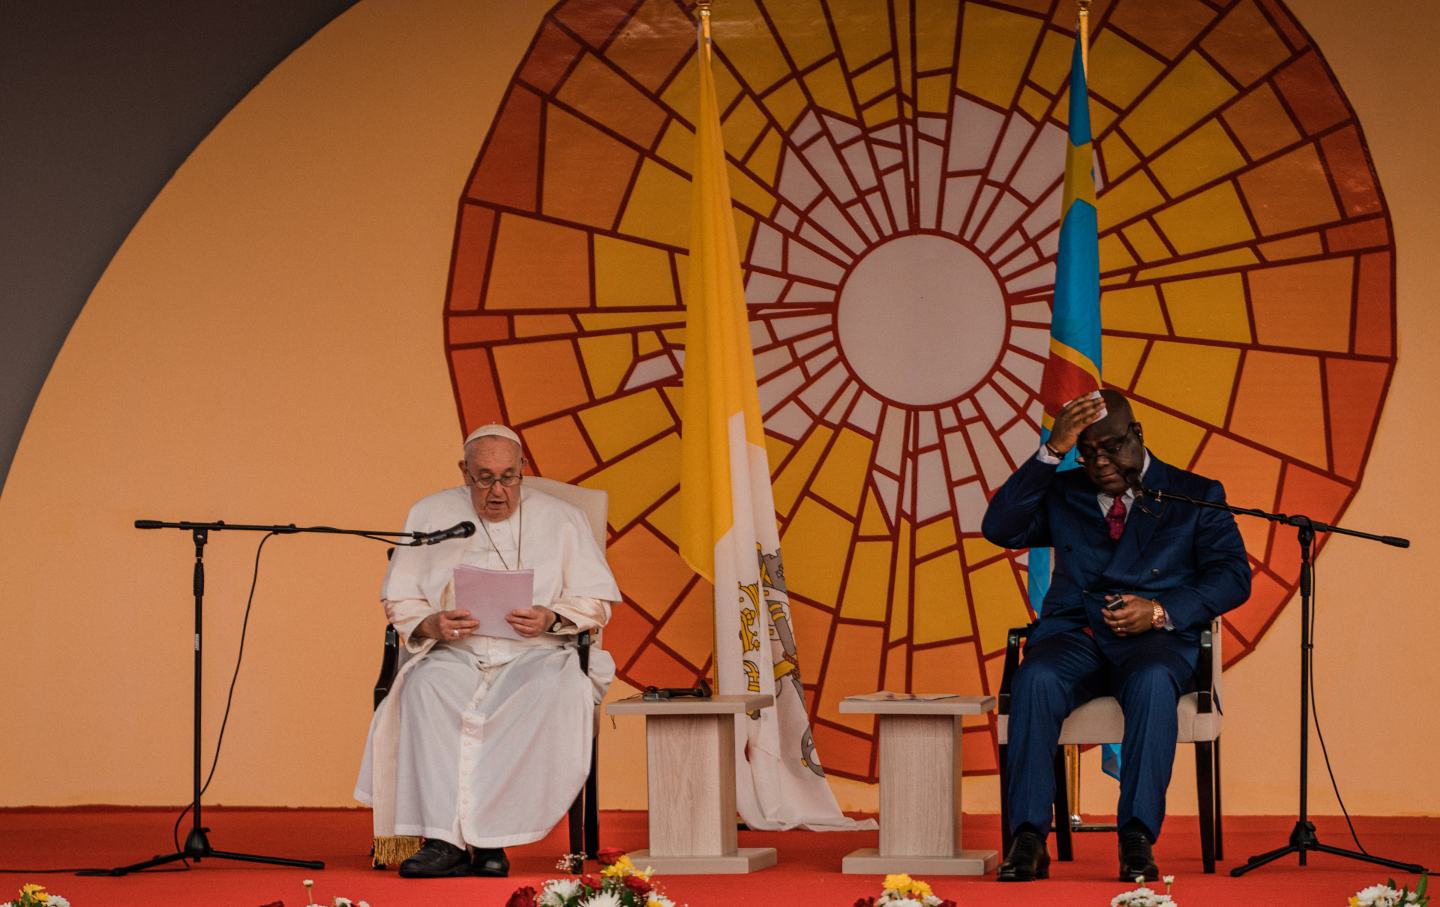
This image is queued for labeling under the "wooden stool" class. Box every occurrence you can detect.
[607,693,777,874]
[839,693,999,875]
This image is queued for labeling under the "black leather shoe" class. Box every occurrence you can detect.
[398,839,470,878]
[470,847,509,878]
[997,828,1050,882]
[1118,829,1160,882]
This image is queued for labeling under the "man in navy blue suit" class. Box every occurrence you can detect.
[983,390,1250,882]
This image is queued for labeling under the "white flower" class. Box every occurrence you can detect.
[48,899,72,907]
[1356,885,1402,907]
[1163,875,1175,885]
[334,899,352,907]
[579,892,623,907]
[541,878,582,905]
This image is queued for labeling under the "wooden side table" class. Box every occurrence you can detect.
[607,693,777,874]
[839,693,999,875]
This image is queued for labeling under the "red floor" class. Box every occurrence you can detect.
[1,808,1434,906]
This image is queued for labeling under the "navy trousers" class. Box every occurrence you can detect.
[1005,629,1197,841]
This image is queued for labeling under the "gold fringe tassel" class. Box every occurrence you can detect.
[371,834,423,868]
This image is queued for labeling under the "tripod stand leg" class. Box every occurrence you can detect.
[207,849,326,869]
[1229,841,1299,877]
[1306,841,1428,875]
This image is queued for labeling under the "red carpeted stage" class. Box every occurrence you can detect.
[1,808,1434,906]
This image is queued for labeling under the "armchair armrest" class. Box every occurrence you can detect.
[1195,624,1215,714]
[997,623,1036,715]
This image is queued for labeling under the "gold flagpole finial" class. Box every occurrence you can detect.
[698,0,712,41]
[1077,0,1091,77]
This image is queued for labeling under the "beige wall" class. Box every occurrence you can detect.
[1,0,1436,816]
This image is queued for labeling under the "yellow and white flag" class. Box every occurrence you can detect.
[679,6,869,832]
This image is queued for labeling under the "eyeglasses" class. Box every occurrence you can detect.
[466,471,522,488]
[1075,423,1139,464]
[642,678,713,701]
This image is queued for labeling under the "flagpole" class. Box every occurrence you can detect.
[1066,0,1091,834]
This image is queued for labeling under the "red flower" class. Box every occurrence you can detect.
[852,899,876,907]
[623,874,653,895]
[578,873,604,890]
[596,846,627,866]
[503,886,537,907]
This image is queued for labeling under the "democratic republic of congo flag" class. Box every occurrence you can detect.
[679,7,865,832]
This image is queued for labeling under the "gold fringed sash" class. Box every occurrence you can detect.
[372,834,423,868]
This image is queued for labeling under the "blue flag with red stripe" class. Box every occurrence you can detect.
[1027,33,1120,780]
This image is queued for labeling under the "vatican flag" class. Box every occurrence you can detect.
[679,6,868,832]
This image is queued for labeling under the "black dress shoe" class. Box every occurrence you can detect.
[1118,829,1160,882]
[470,847,509,878]
[398,839,470,878]
[997,828,1050,882]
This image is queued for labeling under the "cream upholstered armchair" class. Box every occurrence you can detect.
[995,619,1224,873]
[371,476,610,868]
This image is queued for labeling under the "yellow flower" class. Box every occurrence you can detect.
[912,879,933,898]
[883,873,913,892]
[20,885,49,904]
[601,854,636,878]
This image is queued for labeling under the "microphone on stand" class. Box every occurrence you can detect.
[414,521,476,545]
[1123,468,1155,500]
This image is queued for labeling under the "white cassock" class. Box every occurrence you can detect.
[355,484,620,849]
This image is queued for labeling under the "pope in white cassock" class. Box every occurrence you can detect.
[355,424,621,878]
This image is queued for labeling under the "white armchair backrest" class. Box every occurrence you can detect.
[524,476,608,549]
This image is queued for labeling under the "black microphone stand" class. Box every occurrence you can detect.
[1132,483,1426,877]
[90,518,445,876]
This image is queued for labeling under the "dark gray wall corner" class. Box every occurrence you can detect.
[0,0,358,494]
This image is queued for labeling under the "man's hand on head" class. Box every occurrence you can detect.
[506,605,557,638]
[1048,393,1107,456]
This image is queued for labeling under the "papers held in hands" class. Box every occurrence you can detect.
[452,564,535,641]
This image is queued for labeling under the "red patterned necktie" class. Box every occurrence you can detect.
[1106,495,1127,541]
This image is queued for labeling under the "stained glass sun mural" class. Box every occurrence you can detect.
[441,0,1394,780]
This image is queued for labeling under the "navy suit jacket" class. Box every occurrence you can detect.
[981,452,1251,661]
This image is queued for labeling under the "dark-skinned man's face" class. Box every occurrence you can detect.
[1076,412,1144,495]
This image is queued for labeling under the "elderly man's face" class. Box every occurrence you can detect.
[460,437,524,523]
[1076,411,1144,495]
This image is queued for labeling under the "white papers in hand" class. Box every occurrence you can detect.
[452,564,535,641]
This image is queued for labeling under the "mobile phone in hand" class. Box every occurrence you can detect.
[1104,594,1127,611]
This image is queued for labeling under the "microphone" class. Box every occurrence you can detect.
[1123,468,1152,498]
[415,521,476,545]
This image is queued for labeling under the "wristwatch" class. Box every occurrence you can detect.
[548,614,568,634]
[1150,602,1167,629]
[1043,440,1064,459]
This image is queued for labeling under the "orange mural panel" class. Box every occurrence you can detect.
[1248,258,1352,352]
[487,216,591,310]
[1238,144,1341,236]
[1193,434,1282,557]
[492,339,588,424]
[1273,51,1349,135]
[519,23,585,94]
[603,522,692,619]
[1354,252,1394,357]
[448,205,497,312]
[1278,462,1353,528]
[911,642,982,697]
[1229,351,1327,467]
[524,413,598,482]
[543,106,640,230]
[1324,358,1390,481]
[1320,126,1383,218]
[466,87,541,210]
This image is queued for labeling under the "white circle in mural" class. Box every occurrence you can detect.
[835,233,1006,407]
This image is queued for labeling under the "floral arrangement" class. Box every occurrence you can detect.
[1349,874,1429,907]
[1112,874,1177,906]
[852,873,955,907]
[506,848,684,907]
[5,885,70,907]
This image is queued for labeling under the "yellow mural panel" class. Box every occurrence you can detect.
[829,0,894,70]
[653,119,695,172]
[1029,29,1072,94]
[619,160,692,248]
[636,332,662,356]
[1153,182,1255,255]
[594,235,675,309]
[1099,234,1138,273]
[1121,220,1171,263]
[760,78,808,131]
[811,427,874,514]
[962,535,1005,568]
[1150,120,1247,198]
[582,432,680,528]
[1135,341,1241,426]
[1017,85,1051,123]
[889,522,912,643]
[644,490,681,542]
[1099,133,1140,183]
[955,4,1043,109]
[914,554,973,644]
[915,0,960,72]
[773,424,835,513]
[1128,400,1208,467]
[763,433,794,478]
[863,96,900,128]
[840,540,893,622]
[747,127,784,185]
[1096,171,1165,233]
[852,63,894,107]
[577,333,634,398]
[803,58,859,122]
[859,487,890,536]
[1101,334,1149,389]
[1088,29,1165,109]
[1100,285,1168,334]
[917,74,952,115]
[728,163,778,218]
[1161,273,1253,343]
[1121,52,1237,155]
[723,96,769,162]
[1137,248,1258,281]
[579,389,673,460]
[780,496,852,607]
[577,311,684,331]
[915,516,956,560]
[763,0,833,71]
[713,0,791,90]
[968,559,1028,655]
